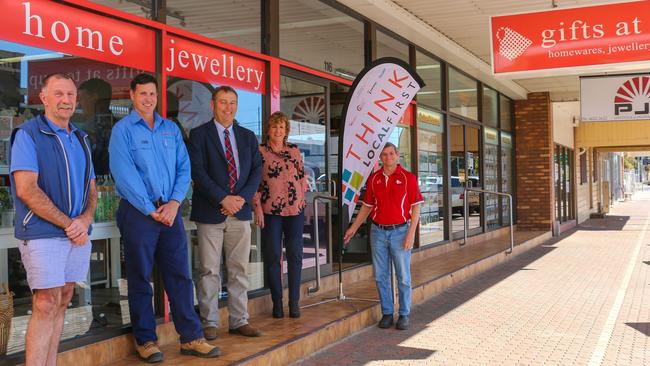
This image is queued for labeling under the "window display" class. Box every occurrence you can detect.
[484,127,499,229]
[500,132,513,225]
[417,108,444,245]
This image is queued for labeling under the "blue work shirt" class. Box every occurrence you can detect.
[214,119,240,178]
[109,110,190,216]
[10,117,95,218]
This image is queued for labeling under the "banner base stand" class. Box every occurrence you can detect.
[301,283,379,311]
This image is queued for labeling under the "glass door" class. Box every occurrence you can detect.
[450,119,483,239]
[279,69,332,277]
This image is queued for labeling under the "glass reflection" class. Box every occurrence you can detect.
[417,108,444,245]
[449,67,477,120]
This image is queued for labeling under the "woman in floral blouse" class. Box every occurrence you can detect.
[253,112,307,318]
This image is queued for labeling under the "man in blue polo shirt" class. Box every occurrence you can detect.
[109,74,219,363]
[10,73,97,366]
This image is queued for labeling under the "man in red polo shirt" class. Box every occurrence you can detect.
[344,142,423,330]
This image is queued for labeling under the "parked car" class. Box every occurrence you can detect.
[451,176,480,215]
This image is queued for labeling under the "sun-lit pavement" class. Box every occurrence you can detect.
[294,191,650,365]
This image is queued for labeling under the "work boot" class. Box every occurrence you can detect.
[378,314,393,329]
[180,338,221,358]
[396,315,410,330]
[135,341,163,363]
[229,324,262,337]
[203,326,218,341]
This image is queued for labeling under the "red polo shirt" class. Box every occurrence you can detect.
[361,165,424,225]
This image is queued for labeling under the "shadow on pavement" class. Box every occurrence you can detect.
[625,322,650,337]
[577,215,630,231]
[294,234,563,366]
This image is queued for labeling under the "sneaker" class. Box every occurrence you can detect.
[135,341,163,363]
[229,324,262,337]
[180,338,221,358]
[378,314,393,329]
[396,315,410,330]
[203,326,218,341]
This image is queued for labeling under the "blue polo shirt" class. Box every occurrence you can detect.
[10,117,95,218]
[109,109,190,216]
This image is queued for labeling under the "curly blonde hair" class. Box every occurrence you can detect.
[263,111,291,144]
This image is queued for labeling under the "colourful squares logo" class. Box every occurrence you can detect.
[344,187,356,202]
[350,171,364,190]
[342,169,352,183]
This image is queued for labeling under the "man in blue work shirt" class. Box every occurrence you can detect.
[11,73,97,366]
[109,74,220,363]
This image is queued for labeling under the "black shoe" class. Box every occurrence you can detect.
[378,314,393,329]
[272,302,284,318]
[289,303,301,318]
[396,315,410,330]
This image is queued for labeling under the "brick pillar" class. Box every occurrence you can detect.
[514,92,554,231]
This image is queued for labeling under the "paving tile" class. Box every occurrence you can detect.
[297,192,650,366]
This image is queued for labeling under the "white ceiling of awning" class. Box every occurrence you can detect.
[87,0,649,102]
[344,0,650,101]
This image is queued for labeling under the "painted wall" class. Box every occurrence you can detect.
[553,101,577,148]
[575,120,650,148]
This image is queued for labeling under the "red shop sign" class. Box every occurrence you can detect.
[0,0,155,72]
[490,1,650,76]
[165,35,266,94]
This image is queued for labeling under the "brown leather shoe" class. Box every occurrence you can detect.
[229,324,262,337]
[135,341,163,363]
[180,338,221,358]
[203,326,218,341]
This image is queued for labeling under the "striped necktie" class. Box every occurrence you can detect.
[224,129,237,193]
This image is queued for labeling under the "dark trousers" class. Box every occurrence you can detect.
[261,211,305,306]
[116,200,203,345]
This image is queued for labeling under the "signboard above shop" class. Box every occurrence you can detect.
[164,35,266,94]
[581,73,650,122]
[490,1,650,77]
[0,0,155,72]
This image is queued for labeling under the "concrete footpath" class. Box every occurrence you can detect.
[295,192,650,366]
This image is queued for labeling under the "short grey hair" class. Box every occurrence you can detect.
[382,142,398,153]
[41,73,76,92]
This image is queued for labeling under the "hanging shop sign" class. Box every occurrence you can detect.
[164,35,266,94]
[0,0,155,72]
[484,127,499,146]
[490,1,650,76]
[339,57,424,221]
[580,73,650,122]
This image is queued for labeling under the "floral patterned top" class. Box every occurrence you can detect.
[254,142,307,216]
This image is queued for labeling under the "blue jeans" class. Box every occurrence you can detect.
[370,224,412,316]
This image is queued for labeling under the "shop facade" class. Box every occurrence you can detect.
[0,0,516,359]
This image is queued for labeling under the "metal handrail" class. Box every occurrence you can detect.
[463,188,514,254]
[308,194,337,294]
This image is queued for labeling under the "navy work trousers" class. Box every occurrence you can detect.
[116,200,202,345]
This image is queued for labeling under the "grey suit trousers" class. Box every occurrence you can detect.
[195,217,251,329]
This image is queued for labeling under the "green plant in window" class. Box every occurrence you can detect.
[0,187,12,211]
